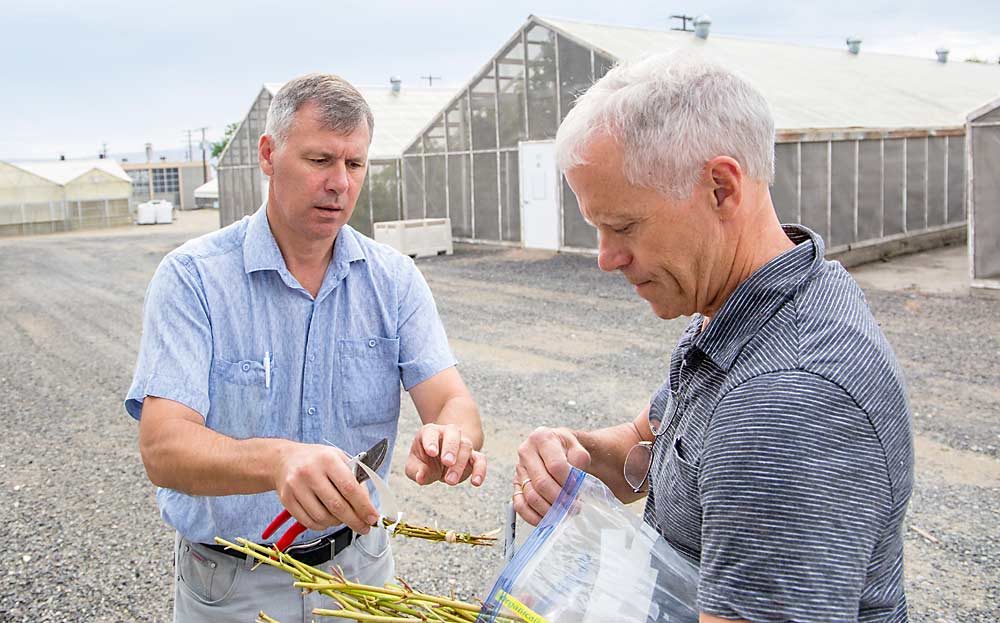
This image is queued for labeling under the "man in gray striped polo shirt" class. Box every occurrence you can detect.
[512,55,913,622]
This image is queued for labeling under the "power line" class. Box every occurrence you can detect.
[420,74,442,87]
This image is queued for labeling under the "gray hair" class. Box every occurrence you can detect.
[555,54,775,199]
[265,73,374,147]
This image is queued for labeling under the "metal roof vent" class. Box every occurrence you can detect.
[390,76,402,95]
[846,37,862,55]
[935,48,950,63]
[693,15,711,39]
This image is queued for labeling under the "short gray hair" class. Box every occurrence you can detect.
[555,55,775,199]
[265,73,374,147]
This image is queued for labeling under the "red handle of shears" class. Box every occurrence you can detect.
[261,509,307,552]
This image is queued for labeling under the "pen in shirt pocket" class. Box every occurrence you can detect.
[264,351,271,389]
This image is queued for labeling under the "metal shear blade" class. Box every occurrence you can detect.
[261,437,390,551]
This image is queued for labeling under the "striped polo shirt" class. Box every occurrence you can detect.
[644,225,914,623]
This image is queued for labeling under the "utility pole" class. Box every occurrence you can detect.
[670,14,695,32]
[185,126,210,181]
[100,142,108,159]
[199,127,209,183]
[420,74,442,87]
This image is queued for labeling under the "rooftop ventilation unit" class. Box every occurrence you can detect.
[693,15,711,39]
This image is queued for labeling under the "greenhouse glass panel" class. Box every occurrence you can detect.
[497,41,527,148]
[446,96,471,153]
[772,143,799,224]
[883,139,905,235]
[558,35,593,121]
[905,138,927,232]
[231,125,247,166]
[402,156,424,219]
[526,24,558,140]
[829,141,856,247]
[926,137,946,227]
[448,154,473,237]
[423,116,446,154]
[471,69,498,151]
[594,53,615,80]
[799,142,830,242]
[500,151,520,242]
[473,152,499,240]
[947,136,965,223]
[857,140,882,241]
[425,155,447,218]
[563,175,596,248]
[370,161,400,223]
[350,176,373,237]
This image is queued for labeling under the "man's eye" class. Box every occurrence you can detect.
[309,158,327,164]
[613,223,634,234]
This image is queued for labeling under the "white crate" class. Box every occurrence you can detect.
[374,218,453,258]
[135,202,157,225]
[152,200,174,224]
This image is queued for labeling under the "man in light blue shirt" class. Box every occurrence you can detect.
[125,73,486,622]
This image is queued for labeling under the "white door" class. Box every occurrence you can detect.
[519,141,560,250]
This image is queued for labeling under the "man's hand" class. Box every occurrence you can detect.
[405,423,487,487]
[273,443,380,535]
[513,426,592,525]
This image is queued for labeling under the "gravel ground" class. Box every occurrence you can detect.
[0,213,997,622]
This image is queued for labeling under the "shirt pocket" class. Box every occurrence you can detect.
[652,434,703,554]
[338,337,401,428]
[208,357,269,437]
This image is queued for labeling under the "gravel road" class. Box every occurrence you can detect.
[1,213,996,622]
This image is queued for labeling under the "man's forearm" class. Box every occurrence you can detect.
[574,422,645,503]
[431,395,483,449]
[139,399,291,496]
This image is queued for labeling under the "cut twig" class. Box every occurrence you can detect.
[910,524,941,544]
[378,518,499,547]
[214,536,523,623]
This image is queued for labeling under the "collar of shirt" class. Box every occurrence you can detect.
[242,204,366,301]
[690,225,825,371]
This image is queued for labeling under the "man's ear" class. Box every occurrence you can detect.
[706,156,742,219]
[259,135,276,177]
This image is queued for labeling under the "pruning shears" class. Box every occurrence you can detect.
[261,437,389,551]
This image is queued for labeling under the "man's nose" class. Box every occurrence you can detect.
[325,162,349,195]
[597,235,631,273]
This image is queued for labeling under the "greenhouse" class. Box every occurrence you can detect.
[399,15,1000,261]
[0,159,132,236]
[967,97,1000,292]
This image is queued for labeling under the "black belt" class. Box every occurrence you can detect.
[203,525,355,567]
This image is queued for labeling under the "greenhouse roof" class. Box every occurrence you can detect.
[535,15,1000,130]
[194,177,218,199]
[263,83,456,160]
[10,159,132,185]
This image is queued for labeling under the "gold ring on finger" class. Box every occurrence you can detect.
[520,478,532,488]
[512,491,524,499]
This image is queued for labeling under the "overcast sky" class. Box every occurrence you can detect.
[3,0,999,161]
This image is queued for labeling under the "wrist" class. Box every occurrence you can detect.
[266,437,297,490]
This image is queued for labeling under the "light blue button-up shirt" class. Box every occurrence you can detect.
[125,205,456,543]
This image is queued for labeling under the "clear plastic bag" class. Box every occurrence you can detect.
[477,468,699,623]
